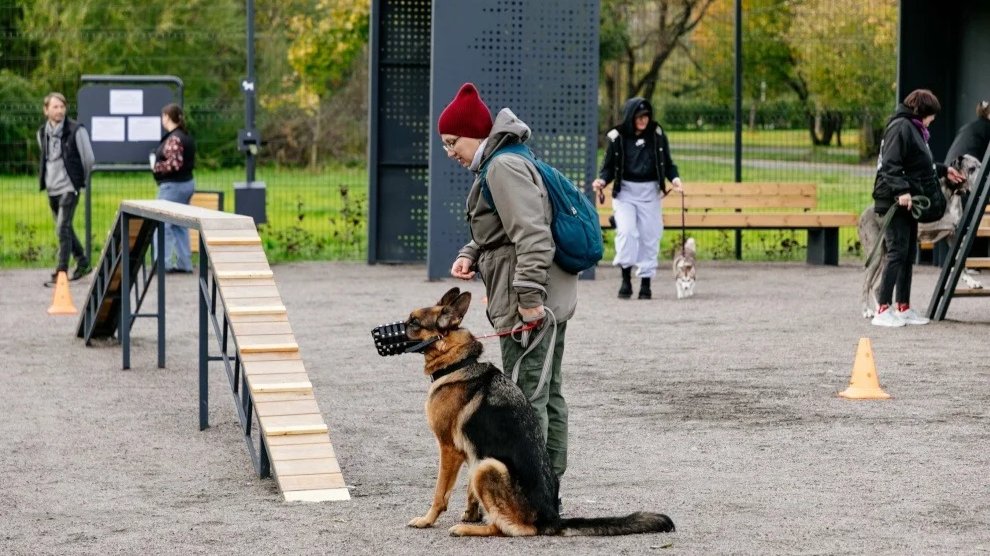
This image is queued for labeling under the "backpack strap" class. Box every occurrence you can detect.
[478,143,536,210]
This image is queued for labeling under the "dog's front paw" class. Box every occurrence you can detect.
[449,524,471,537]
[408,515,436,528]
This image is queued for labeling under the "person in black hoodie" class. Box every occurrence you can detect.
[151,103,197,273]
[871,89,965,327]
[593,98,684,299]
[945,100,990,164]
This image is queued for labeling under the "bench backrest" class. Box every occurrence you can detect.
[189,191,225,253]
[598,182,818,212]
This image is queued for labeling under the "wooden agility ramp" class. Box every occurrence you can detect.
[77,200,348,502]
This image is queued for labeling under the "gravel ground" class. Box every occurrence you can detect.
[2,260,989,555]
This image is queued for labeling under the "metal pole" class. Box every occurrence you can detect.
[245,0,256,184]
[733,0,743,260]
[121,213,131,370]
[199,234,209,430]
[85,178,92,265]
[157,221,166,368]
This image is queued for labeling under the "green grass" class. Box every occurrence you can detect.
[0,166,368,268]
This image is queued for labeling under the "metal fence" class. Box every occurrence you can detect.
[1,0,904,269]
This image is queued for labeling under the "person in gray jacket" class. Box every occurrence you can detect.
[439,83,577,481]
[37,92,95,285]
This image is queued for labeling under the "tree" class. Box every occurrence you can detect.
[600,0,716,124]
[787,0,897,154]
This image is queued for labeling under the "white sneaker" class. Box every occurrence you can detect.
[895,307,929,325]
[871,309,906,327]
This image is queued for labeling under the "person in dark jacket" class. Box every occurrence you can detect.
[151,103,197,273]
[945,100,990,164]
[38,92,95,285]
[871,89,965,327]
[592,97,684,299]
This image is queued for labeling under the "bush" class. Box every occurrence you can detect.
[0,71,40,174]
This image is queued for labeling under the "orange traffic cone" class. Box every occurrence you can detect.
[838,337,890,399]
[47,271,78,316]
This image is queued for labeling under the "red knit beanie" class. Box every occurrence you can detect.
[437,83,493,139]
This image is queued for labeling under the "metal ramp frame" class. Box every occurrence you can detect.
[76,200,349,502]
[928,146,990,320]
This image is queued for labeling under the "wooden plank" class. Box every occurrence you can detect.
[205,244,264,254]
[252,391,316,404]
[265,432,331,446]
[268,442,336,461]
[277,473,346,491]
[677,212,858,228]
[272,457,341,476]
[218,277,279,287]
[255,399,321,417]
[230,321,293,336]
[210,250,269,263]
[242,359,307,375]
[205,236,261,246]
[226,312,289,324]
[201,228,264,239]
[214,269,274,279]
[265,423,328,436]
[240,351,302,362]
[211,262,273,273]
[949,288,990,297]
[964,258,990,269]
[250,379,313,394]
[218,285,281,299]
[240,343,299,354]
[282,488,350,502]
[227,306,287,318]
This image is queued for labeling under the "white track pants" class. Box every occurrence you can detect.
[612,179,663,278]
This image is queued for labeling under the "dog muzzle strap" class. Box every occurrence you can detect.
[371,321,440,356]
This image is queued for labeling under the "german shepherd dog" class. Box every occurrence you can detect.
[859,154,983,318]
[403,287,675,537]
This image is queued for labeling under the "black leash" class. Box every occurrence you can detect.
[864,195,931,268]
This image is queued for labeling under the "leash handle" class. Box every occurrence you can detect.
[863,195,931,268]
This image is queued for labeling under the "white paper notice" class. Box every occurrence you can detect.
[110,89,143,115]
[128,117,162,142]
[90,117,125,142]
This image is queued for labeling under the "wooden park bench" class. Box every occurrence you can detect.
[597,182,859,265]
[188,190,224,254]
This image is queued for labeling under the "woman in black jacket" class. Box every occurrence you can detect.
[945,100,990,163]
[592,98,684,299]
[151,103,197,273]
[871,89,964,327]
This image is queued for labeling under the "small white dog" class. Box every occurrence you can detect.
[673,237,697,299]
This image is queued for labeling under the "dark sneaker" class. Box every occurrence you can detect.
[44,270,61,287]
[166,268,194,274]
[71,263,93,281]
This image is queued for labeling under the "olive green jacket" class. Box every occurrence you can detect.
[457,108,578,331]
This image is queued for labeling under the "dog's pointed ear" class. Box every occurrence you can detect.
[437,287,460,308]
[437,291,472,330]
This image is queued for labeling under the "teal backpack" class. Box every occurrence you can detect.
[479,143,604,274]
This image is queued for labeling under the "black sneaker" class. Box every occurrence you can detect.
[44,270,61,287]
[71,263,93,281]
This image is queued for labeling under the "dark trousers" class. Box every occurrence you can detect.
[876,207,917,306]
[48,191,87,272]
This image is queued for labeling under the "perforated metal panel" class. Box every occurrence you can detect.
[368,0,432,263]
[369,0,599,273]
[427,0,599,279]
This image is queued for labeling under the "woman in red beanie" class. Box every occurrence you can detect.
[440,82,577,486]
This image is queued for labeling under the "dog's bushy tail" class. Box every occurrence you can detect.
[544,511,674,536]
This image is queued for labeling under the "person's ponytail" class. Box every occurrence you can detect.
[162,103,187,133]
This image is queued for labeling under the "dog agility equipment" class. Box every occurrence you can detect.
[480,143,604,274]
[839,337,890,399]
[47,271,78,315]
[76,200,347,502]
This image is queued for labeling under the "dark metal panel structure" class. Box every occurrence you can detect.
[427,0,600,280]
[368,0,432,263]
[899,0,990,161]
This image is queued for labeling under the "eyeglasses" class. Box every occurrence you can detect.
[441,136,461,154]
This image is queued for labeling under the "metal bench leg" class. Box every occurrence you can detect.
[807,228,839,265]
